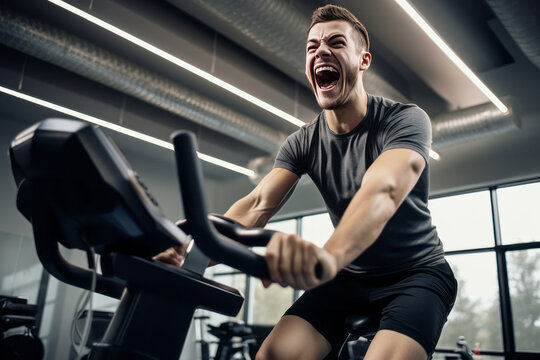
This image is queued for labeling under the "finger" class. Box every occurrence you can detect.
[261,278,272,288]
[318,249,337,283]
[165,248,181,265]
[153,249,182,266]
[175,244,187,256]
[303,245,320,288]
[292,239,308,289]
[265,234,283,284]
[280,234,297,288]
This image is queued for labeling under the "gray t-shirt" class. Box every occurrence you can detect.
[274,94,444,275]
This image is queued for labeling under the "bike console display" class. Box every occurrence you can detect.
[10,118,187,257]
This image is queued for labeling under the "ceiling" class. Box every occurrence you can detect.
[1,0,539,194]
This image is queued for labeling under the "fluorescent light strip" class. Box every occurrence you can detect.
[0,86,254,177]
[395,0,508,114]
[48,0,305,127]
[429,149,440,161]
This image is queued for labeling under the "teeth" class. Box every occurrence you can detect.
[315,66,338,73]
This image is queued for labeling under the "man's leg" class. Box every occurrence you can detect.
[256,315,332,360]
[364,329,428,360]
[365,273,456,360]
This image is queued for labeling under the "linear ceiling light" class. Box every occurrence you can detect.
[48,0,305,127]
[0,86,254,177]
[395,0,508,114]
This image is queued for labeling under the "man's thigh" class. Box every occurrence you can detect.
[256,315,332,360]
[377,286,454,357]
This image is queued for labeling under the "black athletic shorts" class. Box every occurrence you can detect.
[283,260,458,359]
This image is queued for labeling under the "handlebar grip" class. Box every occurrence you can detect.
[314,262,323,279]
[208,214,275,247]
[177,214,325,280]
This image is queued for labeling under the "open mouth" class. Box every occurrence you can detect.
[315,65,340,90]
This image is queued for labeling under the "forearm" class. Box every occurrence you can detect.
[224,168,299,228]
[324,185,397,270]
[224,195,273,228]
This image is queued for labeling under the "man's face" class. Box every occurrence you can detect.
[306,20,365,109]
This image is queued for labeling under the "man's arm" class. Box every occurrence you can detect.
[225,167,300,227]
[323,148,426,270]
[154,167,299,266]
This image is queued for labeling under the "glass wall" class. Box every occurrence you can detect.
[497,181,540,352]
[250,219,297,325]
[429,191,502,351]
[438,252,503,350]
[430,183,540,358]
[497,182,540,245]
[301,213,334,248]
[429,191,494,251]
[0,232,42,304]
[506,249,540,352]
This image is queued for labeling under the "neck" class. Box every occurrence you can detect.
[325,87,368,134]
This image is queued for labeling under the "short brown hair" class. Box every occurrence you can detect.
[309,4,370,51]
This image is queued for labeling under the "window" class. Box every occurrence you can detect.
[497,182,540,245]
[506,249,540,351]
[301,213,334,248]
[438,253,503,351]
[429,191,495,251]
[0,232,41,304]
[251,279,294,325]
[249,219,297,325]
[265,219,297,234]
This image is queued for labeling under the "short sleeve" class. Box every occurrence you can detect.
[381,105,432,163]
[273,130,307,177]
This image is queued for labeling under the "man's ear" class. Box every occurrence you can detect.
[359,51,371,71]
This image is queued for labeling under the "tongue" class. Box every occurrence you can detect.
[318,70,339,89]
[321,79,338,89]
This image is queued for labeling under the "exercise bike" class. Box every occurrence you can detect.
[8,118,322,360]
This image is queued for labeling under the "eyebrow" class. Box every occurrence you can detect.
[307,33,347,45]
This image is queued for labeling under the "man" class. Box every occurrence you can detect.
[157,4,457,360]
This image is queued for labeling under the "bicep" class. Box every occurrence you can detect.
[361,148,425,207]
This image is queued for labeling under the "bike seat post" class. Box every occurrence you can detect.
[342,314,381,360]
[345,313,381,338]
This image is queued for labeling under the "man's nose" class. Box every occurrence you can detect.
[315,44,331,58]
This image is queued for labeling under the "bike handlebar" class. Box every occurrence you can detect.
[172,131,323,280]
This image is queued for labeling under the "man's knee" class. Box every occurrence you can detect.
[255,336,303,360]
[255,315,331,360]
[255,346,281,360]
